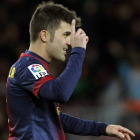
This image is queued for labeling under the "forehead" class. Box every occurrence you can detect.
[55,21,71,34]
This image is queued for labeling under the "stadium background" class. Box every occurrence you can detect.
[0,0,140,139]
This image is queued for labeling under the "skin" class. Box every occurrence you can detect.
[29,19,135,139]
[29,19,88,62]
[45,21,71,62]
[106,125,135,140]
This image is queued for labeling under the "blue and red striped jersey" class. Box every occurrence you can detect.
[6,47,108,140]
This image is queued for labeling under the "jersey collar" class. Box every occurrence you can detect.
[25,50,50,65]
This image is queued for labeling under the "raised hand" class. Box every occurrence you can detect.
[70,19,89,49]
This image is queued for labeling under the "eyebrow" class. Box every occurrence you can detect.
[63,31,71,36]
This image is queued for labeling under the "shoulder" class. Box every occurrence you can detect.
[17,56,41,68]
[16,56,50,80]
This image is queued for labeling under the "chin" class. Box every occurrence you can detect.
[60,56,66,62]
[54,55,66,61]
[61,58,66,62]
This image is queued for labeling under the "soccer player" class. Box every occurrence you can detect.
[6,1,135,140]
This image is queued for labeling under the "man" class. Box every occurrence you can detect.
[6,1,135,140]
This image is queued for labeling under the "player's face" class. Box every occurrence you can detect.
[47,21,71,62]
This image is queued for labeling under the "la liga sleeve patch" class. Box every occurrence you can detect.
[28,64,49,79]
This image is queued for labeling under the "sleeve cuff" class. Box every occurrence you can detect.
[101,123,108,136]
[70,47,86,57]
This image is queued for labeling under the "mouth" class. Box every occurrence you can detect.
[63,50,67,55]
[63,46,68,54]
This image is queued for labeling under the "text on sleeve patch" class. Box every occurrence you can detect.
[28,64,49,79]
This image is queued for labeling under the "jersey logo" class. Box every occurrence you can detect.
[8,67,15,78]
[28,64,49,79]
[57,107,60,115]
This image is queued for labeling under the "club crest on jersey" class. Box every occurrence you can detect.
[28,64,49,79]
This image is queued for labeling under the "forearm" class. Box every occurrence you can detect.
[60,112,108,136]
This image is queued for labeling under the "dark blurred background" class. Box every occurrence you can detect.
[0,0,140,139]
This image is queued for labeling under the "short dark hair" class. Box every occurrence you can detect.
[29,1,81,42]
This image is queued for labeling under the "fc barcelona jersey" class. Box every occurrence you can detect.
[6,48,108,140]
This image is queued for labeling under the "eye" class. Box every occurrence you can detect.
[63,32,71,38]
[63,34,69,37]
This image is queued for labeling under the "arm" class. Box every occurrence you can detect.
[60,112,135,139]
[18,47,85,103]
[60,112,108,136]
[39,47,85,102]
[39,19,88,102]
[19,20,88,102]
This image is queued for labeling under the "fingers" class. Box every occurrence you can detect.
[116,131,125,139]
[74,28,89,43]
[116,126,135,140]
[124,133,131,140]
[106,125,135,140]
[119,126,135,137]
[70,19,88,49]
[121,133,131,140]
[71,19,75,35]
[116,132,131,140]
[86,36,89,43]
[75,28,86,36]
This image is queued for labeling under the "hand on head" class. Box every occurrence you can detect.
[70,19,89,49]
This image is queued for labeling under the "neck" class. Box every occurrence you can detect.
[29,41,52,62]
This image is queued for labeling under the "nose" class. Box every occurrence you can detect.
[66,36,71,46]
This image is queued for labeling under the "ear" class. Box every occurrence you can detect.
[40,30,50,43]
